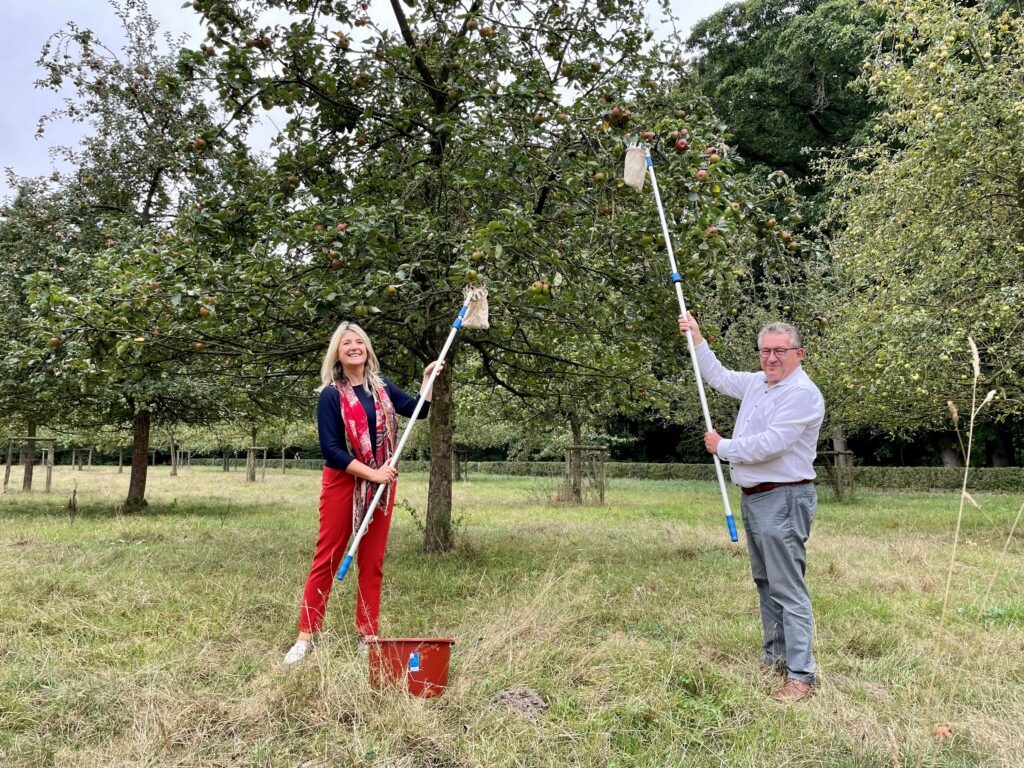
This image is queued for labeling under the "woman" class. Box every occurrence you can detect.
[283,322,441,665]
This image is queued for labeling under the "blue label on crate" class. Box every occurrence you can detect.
[409,651,420,672]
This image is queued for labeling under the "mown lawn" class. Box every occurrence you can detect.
[1,466,1022,767]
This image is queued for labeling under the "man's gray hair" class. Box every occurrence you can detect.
[758,322,803,348]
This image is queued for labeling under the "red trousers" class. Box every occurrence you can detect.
[298,466,395,635]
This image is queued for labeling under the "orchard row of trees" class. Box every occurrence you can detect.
[3,0,1022,548]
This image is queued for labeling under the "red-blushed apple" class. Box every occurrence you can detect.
[675,138,689,152]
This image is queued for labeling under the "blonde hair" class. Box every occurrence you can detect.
[319,322,385,394]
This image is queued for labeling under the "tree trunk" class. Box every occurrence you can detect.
[246,428,257,482]
[988,426,1015,467]
[4,442,13,493]
[87,448,92,467]
[425,363,454,553]
[118,447,124,473]
[939,438,964,469]
[126,409,151,509]
[281,447,286,475]
[451,448,461,481]
[832,425,850,467]
[222,449,229,472]
[22,421,36,492]
[567,413,583,503]
[170,435,178,477]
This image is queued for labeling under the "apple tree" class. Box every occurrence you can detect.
[28,0,282,507]
[814,0,1024,453]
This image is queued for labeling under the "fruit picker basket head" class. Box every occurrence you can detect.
[462,285,489,330]
[623,144,647,192]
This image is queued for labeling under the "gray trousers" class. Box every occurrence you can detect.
[740,484,817,684]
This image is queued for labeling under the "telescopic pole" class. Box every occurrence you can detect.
[645,150,738,542]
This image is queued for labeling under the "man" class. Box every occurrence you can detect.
[679,313,824,703]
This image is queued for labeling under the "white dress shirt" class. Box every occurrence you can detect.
[694,341,825,488]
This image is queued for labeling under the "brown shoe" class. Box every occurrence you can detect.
[770,679,815,703]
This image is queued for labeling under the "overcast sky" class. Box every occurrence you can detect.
[0,0,732,203]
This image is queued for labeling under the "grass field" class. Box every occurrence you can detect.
[1,466,1022,767]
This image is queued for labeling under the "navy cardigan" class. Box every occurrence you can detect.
[317,378,428,470]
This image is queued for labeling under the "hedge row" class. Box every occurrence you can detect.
[188,458,1024,492]
[430,461,1024,492]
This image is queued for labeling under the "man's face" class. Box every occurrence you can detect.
[758,332,804,385]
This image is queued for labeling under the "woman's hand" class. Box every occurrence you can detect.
[421,360,445,399]
[369,466,398,485]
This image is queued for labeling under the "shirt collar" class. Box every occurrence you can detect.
[762,365,806,389]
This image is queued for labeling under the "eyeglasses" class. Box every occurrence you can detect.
[756,347,801,359]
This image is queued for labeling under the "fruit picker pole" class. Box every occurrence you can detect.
[336,297,474,581]
[645,149,738,542]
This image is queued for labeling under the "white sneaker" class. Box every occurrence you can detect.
[283,639,310,665]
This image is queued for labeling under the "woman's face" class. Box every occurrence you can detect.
[338,330,368,368]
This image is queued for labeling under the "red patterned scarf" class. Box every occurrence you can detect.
[335,377,398,529]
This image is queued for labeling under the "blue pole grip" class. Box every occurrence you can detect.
[452,304,468,329]
[726,514,738,542]
[670,272,682,283]
[336,554,354,581]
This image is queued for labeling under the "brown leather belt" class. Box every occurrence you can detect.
[741,478,813,495]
